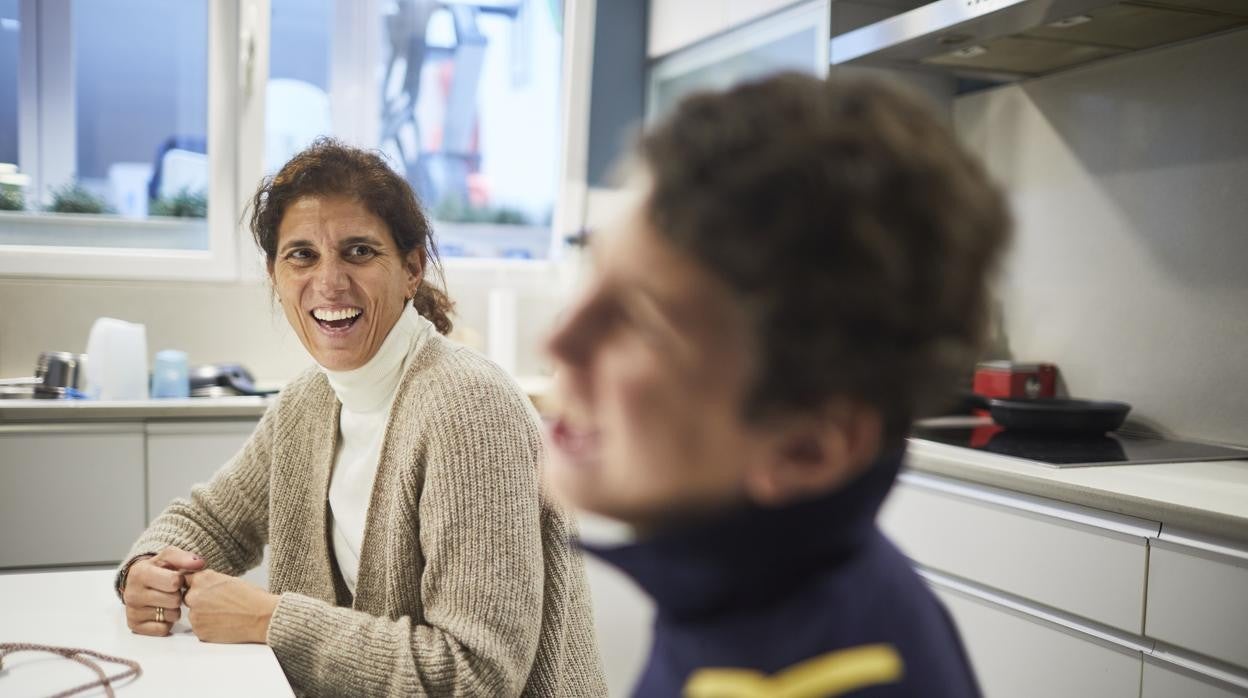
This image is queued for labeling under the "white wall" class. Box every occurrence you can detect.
[954,28,1248,446]
[0,264,571,384]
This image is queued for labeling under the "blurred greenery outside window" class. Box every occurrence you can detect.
[0,0,211,251]
[0,0,563,262]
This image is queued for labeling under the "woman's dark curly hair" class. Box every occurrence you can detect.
[640,73,1011,443]
[249,138,454,335]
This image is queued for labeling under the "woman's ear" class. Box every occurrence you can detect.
[743,403,883,507]
[266,260,279,301]
[405,248,426,297]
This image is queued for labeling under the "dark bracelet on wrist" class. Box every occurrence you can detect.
[115,552,157,600]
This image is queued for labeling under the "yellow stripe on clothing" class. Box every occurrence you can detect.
[684,643,904,698]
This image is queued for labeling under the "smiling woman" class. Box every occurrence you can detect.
[273,197,420,370]
[251,138,455,343]
[114,139,606,696]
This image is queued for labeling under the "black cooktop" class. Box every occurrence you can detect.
[910,422,1248,468]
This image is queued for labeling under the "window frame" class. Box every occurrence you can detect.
[0,0,574,282]
[1,0,255,281]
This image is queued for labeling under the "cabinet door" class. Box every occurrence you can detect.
[880,472,1156,633]
[578,515,655,697]
[1145,531,1248,670]
[145,420,257,520]
[1142,654,1248,698]
[648,0,728,58]
[727,0,806,26]
[931,580,1143,698]
[0,424,146,568]
[145,420,267,587]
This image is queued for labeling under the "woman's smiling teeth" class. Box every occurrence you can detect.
[312,306,363,330]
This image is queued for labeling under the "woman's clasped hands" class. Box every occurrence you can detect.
[122,546,278,644]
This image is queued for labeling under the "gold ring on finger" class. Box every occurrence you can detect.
[156,606,165,623]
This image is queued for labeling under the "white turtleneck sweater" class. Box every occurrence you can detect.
[322,306,430,594]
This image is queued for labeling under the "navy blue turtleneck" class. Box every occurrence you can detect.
[585,452,980,697]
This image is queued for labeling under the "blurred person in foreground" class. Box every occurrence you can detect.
[545,73,1010,697]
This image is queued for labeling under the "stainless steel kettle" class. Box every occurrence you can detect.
[0,351,88,399]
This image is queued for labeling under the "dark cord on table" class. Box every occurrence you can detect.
[0,642,142,698]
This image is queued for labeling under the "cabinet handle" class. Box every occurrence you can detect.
[1146,644,1248,693]
[898,471,1161,539]
[0,423,144,435]
[1155,528,1248,564]
[920,567,1152,655]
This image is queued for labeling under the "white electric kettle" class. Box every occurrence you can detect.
[84,317,149,400]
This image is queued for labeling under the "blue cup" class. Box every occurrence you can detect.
[151,349,190,399]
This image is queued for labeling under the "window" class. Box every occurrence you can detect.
[265,0,564,260]
[2,0,211,246]
[266,0,332,173]
[0,0,238,279]
[0,1,16,176]
[73,0,209,235]
[0,0,564,279]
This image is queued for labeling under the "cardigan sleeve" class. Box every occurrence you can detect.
[265,362,547,697]
[117,396,276,583]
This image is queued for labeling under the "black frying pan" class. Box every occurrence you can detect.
[988,398,1131,434]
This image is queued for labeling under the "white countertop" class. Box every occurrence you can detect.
[0,397,272,422]
[0,375,556,422]
[0,569,291,697]
[907,437,1248,542]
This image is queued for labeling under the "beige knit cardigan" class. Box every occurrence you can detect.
[120,329,606,696]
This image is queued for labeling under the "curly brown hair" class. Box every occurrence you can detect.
[249,138,455,335]
[639,73,1010,442]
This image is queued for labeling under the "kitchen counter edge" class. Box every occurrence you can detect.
[905,437,1248,543]
[0,397,272,421]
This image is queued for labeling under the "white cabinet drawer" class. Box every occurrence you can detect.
[880,472,1158,633]
[648,0,727,58]
[930,576,1143,698]
[1146,531,1248,670]
[146,420,269,589]
[1142,652,1248,698]
[0,424,146,567]
[145,420,257,521]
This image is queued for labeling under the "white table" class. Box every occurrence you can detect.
[0,570,292,697]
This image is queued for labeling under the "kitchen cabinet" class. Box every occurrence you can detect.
[879,471,1157,633]
[647,1,829,122]
[727,0,802,25]
[1145,531,1248,670]
[1141,652,1248,698]
[648,0,728,58]
[145,420,256,521]
[930,576,1144,698]
[0,418,262,580]
[145,418,268,587]
[881,462,1248,697]
[578,515,656,696]
[648,0,824,58]
[0,423,146,568]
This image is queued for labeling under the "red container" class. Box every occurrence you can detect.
[973,361,1057,400]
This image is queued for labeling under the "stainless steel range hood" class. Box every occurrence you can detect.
[830,0,1248,80]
